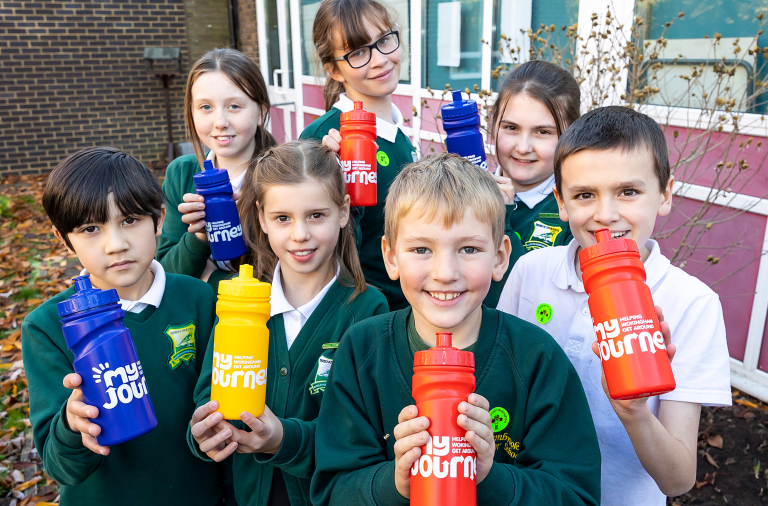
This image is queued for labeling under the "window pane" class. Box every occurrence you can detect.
[424,0,484,91]
[634,0,768,113]
[491,0,578,91]
[300,0,411,84]
[265,0,294,88]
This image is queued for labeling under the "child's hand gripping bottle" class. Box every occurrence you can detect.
[339,101,378,206]
[193,159,248,261]
[210,264,271,419]
[411,332,476,506]
[440,91,488,171]
[579,229,676,399]
[56,275,157,446]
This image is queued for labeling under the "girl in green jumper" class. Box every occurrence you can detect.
[157,49,277,288]
[485,60,581,307]
[300,0,416,310]
[188,140,389,506]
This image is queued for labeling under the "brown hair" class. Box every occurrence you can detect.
[239,140,367,299]
[184,48,277,169]
[384,153,506,249]
[490,60,580,161]
[312,0,398,111]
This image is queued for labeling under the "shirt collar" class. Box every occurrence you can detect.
[551,238,670,292]
[269,261,338,319]
[79,260,166,309]
[333,93,406,143]
[515,174,555,209]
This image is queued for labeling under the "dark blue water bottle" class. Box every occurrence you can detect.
[441,90,488,171]
[57,276,157,446]
[193,160,247,261]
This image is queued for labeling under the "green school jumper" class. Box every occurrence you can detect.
[22,274,222,506]
[157,154,233,292]
[188,281,389,506]
[310,307,601,506]
[484,193,573,308]
[300,109,416,311]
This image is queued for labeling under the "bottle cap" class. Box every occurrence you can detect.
[193,159,230,187]
[218,264,271,298]
[57,275,120,317]
[440,90,479,121]
[340,101,376,124]
[414,332,475,367]
[578,228,640,266]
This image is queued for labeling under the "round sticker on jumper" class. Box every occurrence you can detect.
[536,303,553,325]
[377,151,390,166]
[490,407,510,432]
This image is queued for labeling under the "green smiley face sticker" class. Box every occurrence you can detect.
[536,303,553,324]
[490,407,510,432]
[377,151,390,166]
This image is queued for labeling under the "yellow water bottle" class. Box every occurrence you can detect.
[210,264,271,419]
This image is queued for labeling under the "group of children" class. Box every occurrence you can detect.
[20,0,732,505]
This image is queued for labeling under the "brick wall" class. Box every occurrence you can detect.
[0,0,190,176]
[184,0,232,63]
[235,0,258,64]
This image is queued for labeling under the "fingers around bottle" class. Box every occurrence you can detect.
[82,433,110,456]
[395,445,421,481]
[240,412,270,438]
[464,429,493,456]
[63,373,83,389]
[181,211,206,226]
[232,190,241,202]
[457,413,493,443]
[190,410,223,438]
[182,193,205,204]
[190,401,219,425]
[68,397,99,420]
[393,431,429,460]
[187,221,207,234]
[467,393,490,411]
[72,415,102,438]
[322,134,341,154]
[397,405,418,424]
[459,400,491,425]
[212,441,239,462]
[393,416,429,441]
[198,426,233,454]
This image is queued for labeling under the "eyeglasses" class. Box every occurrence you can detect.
[334,31,400,69]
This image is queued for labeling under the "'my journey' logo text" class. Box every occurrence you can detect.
[212,352,267,389]
[92,361,149,410]
[205,221,243,244]
[411,435,477,480]
[594,317,666,361]
[341,160,377,185]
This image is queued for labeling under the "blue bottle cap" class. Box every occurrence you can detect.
[440,90,479,121]
[193,159,230,187]
[57,275,120,317]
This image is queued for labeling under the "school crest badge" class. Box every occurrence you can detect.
[525,220,563,250]
[165,321,196,370]
[309,355,334,395]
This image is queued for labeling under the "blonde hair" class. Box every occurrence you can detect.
[312,0,399,111]
[384,153,506,248]
[184,49,277,168]
[238,140,366,299]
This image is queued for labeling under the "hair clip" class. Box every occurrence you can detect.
[256,151,271,164]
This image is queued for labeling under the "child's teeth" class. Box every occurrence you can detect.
[429,292,459,301]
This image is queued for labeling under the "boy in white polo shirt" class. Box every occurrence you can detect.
[497,106,731,506]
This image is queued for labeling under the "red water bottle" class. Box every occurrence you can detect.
[411,332,476,506]
[579,229,676,400]
[339,101,377,207]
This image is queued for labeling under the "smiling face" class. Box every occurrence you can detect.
[382,207,510,342]
[494,93,560,192]
[191,71,261,168]
[258,180,350,281]
[326,16,401,102]
[554,147,674,260]
[56,193,164,300]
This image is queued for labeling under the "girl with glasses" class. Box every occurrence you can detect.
[300,0,417,311]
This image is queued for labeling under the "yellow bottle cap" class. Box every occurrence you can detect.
[218,264,271,298]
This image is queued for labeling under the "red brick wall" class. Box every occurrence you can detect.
[235,0,258,64]
[0,0,191,175]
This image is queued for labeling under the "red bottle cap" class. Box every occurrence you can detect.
[578,228,639,265]
[414,332,475,367]
[340,101,376,124]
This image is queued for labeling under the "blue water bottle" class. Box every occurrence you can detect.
[441,90,488,171]
[193,160,247,261]
[57,276,157,446]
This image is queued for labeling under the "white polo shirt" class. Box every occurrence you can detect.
[80,260,166,314]
[270,262,337,350]
[515,174,555,209]
[497,239,731,506]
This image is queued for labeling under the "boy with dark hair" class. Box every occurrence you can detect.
[22,147,224,505]
[498,106,732,505]
[311,152,602,506]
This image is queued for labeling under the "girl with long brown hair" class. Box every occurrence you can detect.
[299,0,417,310]
[157,48,277,288]
[188,140,388,506]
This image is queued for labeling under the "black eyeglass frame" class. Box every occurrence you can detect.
[333,31,400,69]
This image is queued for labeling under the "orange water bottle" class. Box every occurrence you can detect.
[339,101,377,207]
[411,332,476,506]
[579,228,676,399]
[210,264,271,419]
